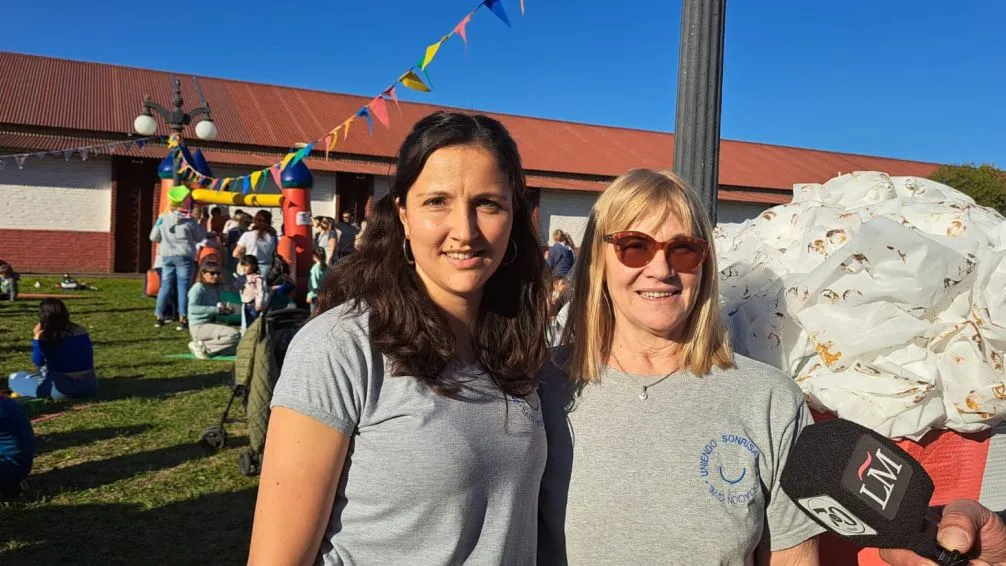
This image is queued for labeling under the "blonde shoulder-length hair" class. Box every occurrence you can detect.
[559,168,734,385]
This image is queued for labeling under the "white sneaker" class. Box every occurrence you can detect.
[187,340,210,360]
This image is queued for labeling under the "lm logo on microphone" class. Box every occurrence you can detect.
[841,435,913,520]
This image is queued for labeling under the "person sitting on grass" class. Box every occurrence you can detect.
[187,261,241,360]
[0,260,19,301]
[0,395,34,499]
[7,299,98,400]
[306,247,328,314]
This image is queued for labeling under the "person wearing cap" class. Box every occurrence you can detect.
[150,191,206,330]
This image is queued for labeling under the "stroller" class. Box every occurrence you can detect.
[199,305,310,476]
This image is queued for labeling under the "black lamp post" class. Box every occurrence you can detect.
[133,77,218,184]
[673,0,726,225]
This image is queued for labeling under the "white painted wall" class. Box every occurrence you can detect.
[717,201,770,225]
[0,157,112,232]
[538,189,597,246]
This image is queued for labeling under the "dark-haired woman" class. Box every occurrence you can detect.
[248,112,550,565]
[233,210,278,279]
[7,299,97,400]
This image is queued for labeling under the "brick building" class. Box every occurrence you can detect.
[0,51,941,273]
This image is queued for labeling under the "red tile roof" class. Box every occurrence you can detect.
[0,51,941,194]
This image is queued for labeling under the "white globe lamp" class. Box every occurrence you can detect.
[133,113,158,136]
[195,120,218,141]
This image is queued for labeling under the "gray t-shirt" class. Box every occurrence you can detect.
[538,353,824,565]
[271,303,546,566]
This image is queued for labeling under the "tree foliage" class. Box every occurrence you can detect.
[929,164,1006,216]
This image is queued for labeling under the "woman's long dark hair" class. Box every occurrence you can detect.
[317,111,549,397]
[253,210,276,238]
[38,298,74,346]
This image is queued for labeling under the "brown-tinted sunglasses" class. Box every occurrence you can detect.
[603,231,709,272]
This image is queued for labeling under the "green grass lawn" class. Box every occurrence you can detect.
[0,277,258,565]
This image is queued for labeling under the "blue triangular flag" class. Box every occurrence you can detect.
[241,176,251,195]
[136,139,145,149]
[357,108,374,135]
[483,0,510,27]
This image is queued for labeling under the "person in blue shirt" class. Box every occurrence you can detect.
[187,261,240,360]
[546,229,577,278]
[0,395,34,498]
[7,299,98,400]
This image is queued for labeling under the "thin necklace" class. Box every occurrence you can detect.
[610,351,675,400]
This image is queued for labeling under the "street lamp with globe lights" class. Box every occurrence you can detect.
[134,77,218,185]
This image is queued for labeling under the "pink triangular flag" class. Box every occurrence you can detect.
[385,86,402,116]
[322,132,335,160]
[454,14,472,48]
[369,96,390,129]
[269,164,283,189]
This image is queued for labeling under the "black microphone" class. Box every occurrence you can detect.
[780,418,968,566]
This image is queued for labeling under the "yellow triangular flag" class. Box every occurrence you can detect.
[281,151,297,169]
[342,117,353,140]
[328,126,340,151]
[250,170,263,191]
[400,70,431,92]
[221,178,231,192]
[421,37,447,71]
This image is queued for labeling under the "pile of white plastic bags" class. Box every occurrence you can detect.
[716,171,1006,439]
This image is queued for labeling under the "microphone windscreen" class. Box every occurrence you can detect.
[780,418,934,549]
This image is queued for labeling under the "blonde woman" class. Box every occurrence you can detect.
[538,169,823,565]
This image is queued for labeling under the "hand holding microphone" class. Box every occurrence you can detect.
[879,498,1006,565]
[780,418,971,565]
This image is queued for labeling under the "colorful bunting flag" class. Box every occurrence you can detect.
[221,178,232,192]
[454,14,472,48]
[165,0,526,187]
[421,37,448,71]
[0,160,5,172]
[484,0,510,27]
[323,131,336,160]
[63,150,73,161]
[250,170,263,192]
[369,96,390,129]
[14,155,27,169]
[385,86,402,115]
[400,70,431,92]
[269,164,283,189]
[80,149,89,161]
[342,117,353,141]
[357,108,374,135]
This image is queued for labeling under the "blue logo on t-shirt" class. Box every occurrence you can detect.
[698,434,761,506]
[509,395,542,424]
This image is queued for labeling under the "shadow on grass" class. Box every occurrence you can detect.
[27,441,249,499]
[101,372,232,401]
[91,337,177,347]
[34,425,153,455]
[72,306,152,316]
[0,487,257,565]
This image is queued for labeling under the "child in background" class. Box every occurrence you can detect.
[306,247,328,313]
[0,261,19,301]
[235,255,267,333]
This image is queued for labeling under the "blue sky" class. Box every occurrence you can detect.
[4,0,1004,166]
